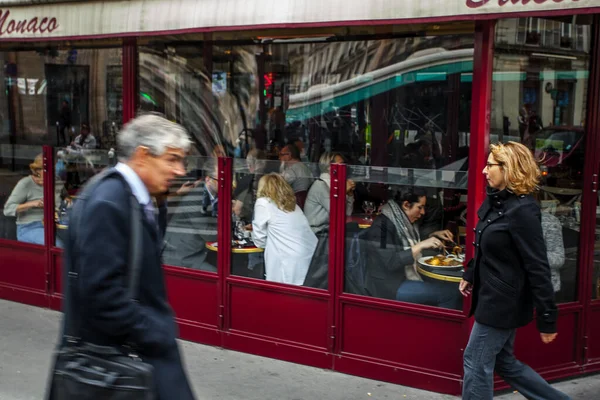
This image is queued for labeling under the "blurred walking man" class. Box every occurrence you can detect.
[56,114,196,399]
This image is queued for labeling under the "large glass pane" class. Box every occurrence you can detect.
[230,156,328,287]
[320,32,474,310]
[0,145,48,244]
[493,17,591,303]
[0,46,122,149]
[53,147,116,247]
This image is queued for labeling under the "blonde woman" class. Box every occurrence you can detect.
[460,142,566,400]
[252,173,317,285]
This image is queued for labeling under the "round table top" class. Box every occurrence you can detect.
[206,241,264,254]
[346,215,372,229]
[417,265,462,283]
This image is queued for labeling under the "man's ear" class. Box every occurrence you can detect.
[130,146,149,167]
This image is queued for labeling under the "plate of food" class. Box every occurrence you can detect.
[418,254,465,270]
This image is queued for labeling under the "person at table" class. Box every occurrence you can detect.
[4,154,52,245]
[279,143,313,209]
[252,173,317,285]
[459,142,565,400]
[303,152,355,288]
[161,159,218,272]
[362,186,460,309]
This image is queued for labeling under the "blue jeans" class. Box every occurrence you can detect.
[463,321,571,400]
[17,221,45,245]
[396,280,462,310]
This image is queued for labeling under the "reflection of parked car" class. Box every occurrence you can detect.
[526,127,585,188]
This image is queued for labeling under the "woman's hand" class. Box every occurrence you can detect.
[459,279,473,297]
[430,230,454,242]
[419,236,444,251]
[540,332,558,344]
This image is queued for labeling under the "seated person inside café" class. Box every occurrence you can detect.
[3,154,60,245]
[279,143,313,209]
[303,152,355,288]
[362,186,461,309]
[161,159,219,272]
[252,173,317,285]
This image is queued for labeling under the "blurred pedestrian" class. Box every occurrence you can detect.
[460,141,568,400]
[52,114,196,399]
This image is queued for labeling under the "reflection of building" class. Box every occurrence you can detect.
[492,18,591,138]
[0,48,121,145]
[286,36,473,93]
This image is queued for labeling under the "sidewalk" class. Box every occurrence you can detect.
[0,298,597,400]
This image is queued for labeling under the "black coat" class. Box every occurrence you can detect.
[463,189,557,333]
[363,215,414,300]
[61,174,195,400]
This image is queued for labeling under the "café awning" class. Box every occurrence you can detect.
[0,0,598,40]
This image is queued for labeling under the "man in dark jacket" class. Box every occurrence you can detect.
[58,114,196,399]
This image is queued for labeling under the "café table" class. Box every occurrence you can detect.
[346,215,373,229]
[417,265,462,283]
[206,241,265,279]
[205,241,264,254]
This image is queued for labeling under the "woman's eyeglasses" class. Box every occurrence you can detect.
[485,162,502,169]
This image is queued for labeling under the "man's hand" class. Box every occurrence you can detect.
[540,333,557,344]
[459,279,473,297]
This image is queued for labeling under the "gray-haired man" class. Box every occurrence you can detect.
[56,114,196,399]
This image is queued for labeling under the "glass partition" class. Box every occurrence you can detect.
[493,17,591,303]
[0,145,48,245]
[343,166,468,310]
[138,25,474,296]
[162,156,219,272]
[230,155,335,288]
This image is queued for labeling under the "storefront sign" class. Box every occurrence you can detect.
[466,0,581,8]
[0,0,597,40]
[0,9,58,36]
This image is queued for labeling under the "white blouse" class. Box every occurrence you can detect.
[252,197,318,285]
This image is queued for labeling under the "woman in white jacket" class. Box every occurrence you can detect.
[252,173,318,285]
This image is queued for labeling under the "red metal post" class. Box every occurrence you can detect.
[122,38,138,124]
[464,21,495,312]
[579,14,600,366]
[42,145,55,298]
[217,157,233,331]
[329,162,346,354]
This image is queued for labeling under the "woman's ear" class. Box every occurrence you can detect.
[402,200,411,211]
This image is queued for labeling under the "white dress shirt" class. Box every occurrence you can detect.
[252,197,318,285]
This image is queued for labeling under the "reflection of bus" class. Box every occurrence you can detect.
[286,48,474,122]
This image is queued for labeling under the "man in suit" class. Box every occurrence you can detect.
[59,114,196,399]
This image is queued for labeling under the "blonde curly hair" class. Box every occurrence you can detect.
[257,173,297,212]
[489,141,540,195]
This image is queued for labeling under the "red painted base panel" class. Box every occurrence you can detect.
[222,330,332,370]
[0,283,48,308]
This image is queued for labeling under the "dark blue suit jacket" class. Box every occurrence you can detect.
[61,173,195,400]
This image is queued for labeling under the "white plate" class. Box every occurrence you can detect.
[418,255,464,269]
